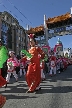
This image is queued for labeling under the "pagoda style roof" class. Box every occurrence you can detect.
[27,25,44,35]
[27,12,72,35]
[46,12,71,24]
[46,12,72,29]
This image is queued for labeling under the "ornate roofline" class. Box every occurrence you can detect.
[27,12,71,35]
[26,25,44,34]
[46,12,71,24]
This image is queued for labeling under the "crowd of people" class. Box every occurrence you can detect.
[0,34,69,107]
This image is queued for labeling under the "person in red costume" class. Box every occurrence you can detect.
[40,60,45,81]
[49,51,56,76]
[0,76,7,108]
[22,34,45,93]
[0,70,7,108]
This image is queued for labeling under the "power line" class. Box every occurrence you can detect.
[1,3,27,27]
[6,0,32,24]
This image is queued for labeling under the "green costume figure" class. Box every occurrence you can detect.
[0,41,8,68]
[0,39,8,107]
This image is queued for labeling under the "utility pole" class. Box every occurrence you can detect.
[44,15,49,46]
[70,7,72,18]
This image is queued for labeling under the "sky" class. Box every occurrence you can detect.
[0,0,72,48]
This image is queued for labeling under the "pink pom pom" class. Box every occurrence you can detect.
[28,34,34,38]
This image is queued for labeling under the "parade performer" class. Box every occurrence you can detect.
[0,39,8,86]
[21,34,45,93]
[62,57,68,70]
[0,39,8,76]
[40,60,45,81]
[0,72,7,108]
[6,51,18,83]
[0,77,7,108]
[49,54,56,76]
[14,53,20,75]
[38,54,45,81]
[19,54,26,77]
[56,58,62,74]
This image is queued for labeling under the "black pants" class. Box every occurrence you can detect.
[25,65,28,72]
[44,63,48,73]
[15,67,20,74]
[1,68,7,78]
[60,68,63,72]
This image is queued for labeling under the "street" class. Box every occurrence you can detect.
[1,65,72,108]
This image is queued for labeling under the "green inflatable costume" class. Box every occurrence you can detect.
[0,46,8,68]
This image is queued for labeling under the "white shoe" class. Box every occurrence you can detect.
[58,71,60,74]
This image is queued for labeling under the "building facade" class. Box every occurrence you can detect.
[0,11,27,55]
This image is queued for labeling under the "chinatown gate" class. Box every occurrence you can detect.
[27,7,72,55]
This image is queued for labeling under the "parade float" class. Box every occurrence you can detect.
[42,45,51,55]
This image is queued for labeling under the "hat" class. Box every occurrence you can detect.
[28,34,35,39]
[9,51,15,54]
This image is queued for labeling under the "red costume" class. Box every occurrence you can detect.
[62,58,68,69]
[22,47,45,92]
[49,55,56,76]
[0,39,7,107]
[0,70,7,108]
[22,34,45,92]
[0,69,7,87]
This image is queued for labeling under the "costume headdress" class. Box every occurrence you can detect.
[9,51,15,54]
[28,34,35,39]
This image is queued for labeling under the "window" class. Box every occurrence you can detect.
[17,44,18,48]
[21,30,22,34]
[16,28,18,33]
[19,44,20,48]
[7,17,9,21]
[19,36,20,40]
[22,37,23,41]
[23,46,25,49]
[21,37,22,41]
[18,29,20,34]
[2,16,4,19]
[1,34,7,45]
[21,44,22,49]
[16,36,18,40]
[11,18,14,23]
[4,15,7,20]
[1,22,7,33]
